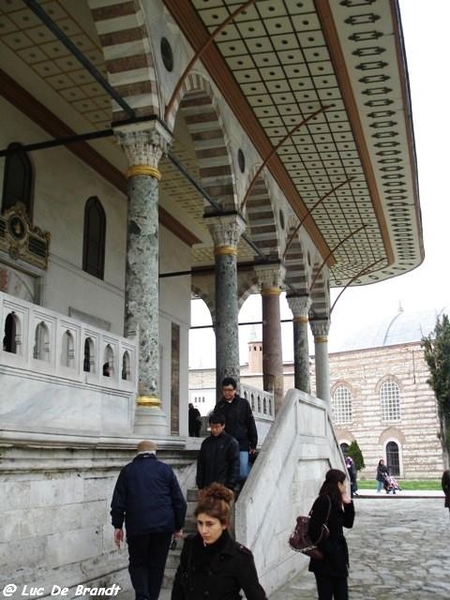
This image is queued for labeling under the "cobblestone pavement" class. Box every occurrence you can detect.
[270,494,450,600]
[121,494,450,600]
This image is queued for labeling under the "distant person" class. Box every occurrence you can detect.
[196,413,240,491]
[188,402,202,437]
[111,440,187,600]
[376,459,389,492]
[345,456,358,498]
[213,377,258,486]
[442,469,450,513]
[308,469,355,600]
[171,483,267,600]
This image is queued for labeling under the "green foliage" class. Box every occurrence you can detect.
[347,439,365,472]
[422,313,450,463]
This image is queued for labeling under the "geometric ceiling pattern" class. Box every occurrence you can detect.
[190,0,423,286]
[0,0,423,290]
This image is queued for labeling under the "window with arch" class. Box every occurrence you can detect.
[2,143,34,218]
[83,337,94,372]
[61,330,75,368]
[386,441,400,476]
[103,344,114,377]
[122,351,131,380]
[83,197,106,279]
[34,322,50,361]
[3,312,19,353]
[332,385,353,424]
[380,380,401,422]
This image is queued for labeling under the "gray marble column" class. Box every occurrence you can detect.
[205,213,245,399]
[114,122,172,434]
[287,295,312,394]
[310,318,331,405]
[255,264,285,414]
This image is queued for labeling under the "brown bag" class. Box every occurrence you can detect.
[288,496,331,560]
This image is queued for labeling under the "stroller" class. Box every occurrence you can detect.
[383,474,401,494]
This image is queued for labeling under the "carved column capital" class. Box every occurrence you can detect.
[255,263,285,295]
[205,212,246,255]
[310,318,330,340]
[287,295,312,321]
[114,121,172,178]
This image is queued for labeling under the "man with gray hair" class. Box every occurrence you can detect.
[111,440,187,600]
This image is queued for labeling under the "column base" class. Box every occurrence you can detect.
[133,397,168,435]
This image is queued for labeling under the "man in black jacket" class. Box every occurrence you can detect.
[196,413,240,490]
[110,440,187,600]
[213,376,258,485]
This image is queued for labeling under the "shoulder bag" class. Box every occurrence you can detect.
[288,496,332,560]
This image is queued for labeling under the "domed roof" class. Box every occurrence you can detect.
[330,306,449,353]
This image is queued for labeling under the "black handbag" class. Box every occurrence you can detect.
[288,496,332,560]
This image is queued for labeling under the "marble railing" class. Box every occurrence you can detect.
[0,291,137,391]
[241,382,275,422]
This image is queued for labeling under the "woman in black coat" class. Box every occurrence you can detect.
[171,483,267,600]
[308,469,355,600]
[376,459,389,492]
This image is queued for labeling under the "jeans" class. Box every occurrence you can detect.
[376,479,384,492]
[127,532,172,600]
[239,451,250,482]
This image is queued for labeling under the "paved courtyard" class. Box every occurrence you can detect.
[270,493,449,600]
[122,493,449,600]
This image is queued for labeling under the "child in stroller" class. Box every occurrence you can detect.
[383,474,401,494]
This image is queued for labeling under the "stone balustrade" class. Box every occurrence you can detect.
[0,291,138,436]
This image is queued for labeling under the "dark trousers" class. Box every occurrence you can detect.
[127,532,172,600]
[315,574,348,600]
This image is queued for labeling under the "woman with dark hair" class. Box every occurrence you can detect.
[308,469,355,600]
[376,459,389,493]
[171,483,267,600]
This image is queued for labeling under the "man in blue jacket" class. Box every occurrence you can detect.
[111,440,187,600]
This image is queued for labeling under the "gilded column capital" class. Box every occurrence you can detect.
[287,295,312,321]
[205,212,246,252]
[255,263,285,295]
[114,121,172,177]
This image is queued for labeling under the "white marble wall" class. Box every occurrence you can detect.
[236,389,345,596]
[0,443,193,599]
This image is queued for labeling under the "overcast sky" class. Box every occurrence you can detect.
[190,0,449,368]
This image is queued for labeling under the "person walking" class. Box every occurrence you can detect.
[110,440,187,600]
[171,483,267,600]
[196,413,240,491]
[376,459,389,493]
[442,469,450,513]
[345,456,358,498]
[188,402,202,437]
[308,468,355,600]
[213,377,258,486]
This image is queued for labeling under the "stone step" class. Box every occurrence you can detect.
[162,488,198,590]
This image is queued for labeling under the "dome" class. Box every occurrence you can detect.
[329,305,449,353]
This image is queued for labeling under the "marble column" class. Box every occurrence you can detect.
[255,264,285,414]
[114,122,172,434]
[310,318,331,405]
[287,295,312,394]
[205,212,245,399]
